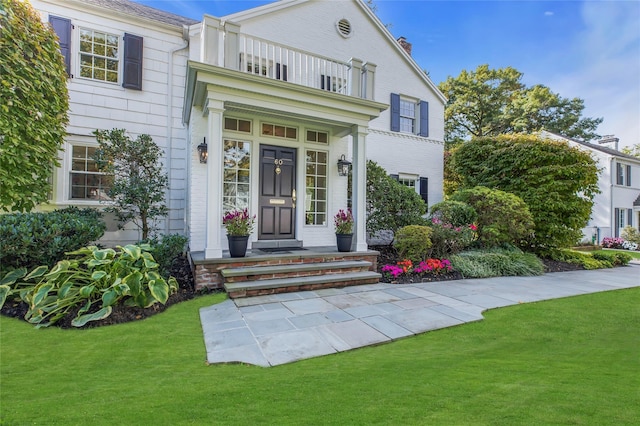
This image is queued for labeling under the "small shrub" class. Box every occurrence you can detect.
[451,248,544,278]
[429,200,477,227]
[601,237,624,249]
[450,186,534,248]
[592,251,631,266]
[144,234,188,279]
[393,226,432,264]
[428,219,476,258]
[543,249,611,270]
[0,207,106,274]
[366,160,427,239]
[414,258,453,275]
[0,244,178,328]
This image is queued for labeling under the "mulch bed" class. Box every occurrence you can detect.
[2,248,585,328]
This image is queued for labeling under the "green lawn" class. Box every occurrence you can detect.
[2,288,639,425]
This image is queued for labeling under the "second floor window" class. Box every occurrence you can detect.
[399,100,415,133]
[79,28,119,83]
[616,162,631,186]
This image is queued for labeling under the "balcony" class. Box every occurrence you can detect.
[196,17,376,100]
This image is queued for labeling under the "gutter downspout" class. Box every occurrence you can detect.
[165,26,190,235]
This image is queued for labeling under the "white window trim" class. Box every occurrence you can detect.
[57,138,113,206]
[304,149,329,227]
[398,172,419,194]
[75,25,122,86]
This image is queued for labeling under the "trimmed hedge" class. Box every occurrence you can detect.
[0,207,106,273]
[451,248,544,278]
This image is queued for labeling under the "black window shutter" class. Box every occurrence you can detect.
[276,63,288,82]
[389,174,399,181]
[49,16,71,76]
[419,101,429,137]
[123,33,143,90]
[626,165,631,186]
[628,209,633,228]
[390,93,400,132]
[614,208,620,237]
[419,177,429,206]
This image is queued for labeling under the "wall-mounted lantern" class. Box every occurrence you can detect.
[197,138,208,164]
[337,154,351,176]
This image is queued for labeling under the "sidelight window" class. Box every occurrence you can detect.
[223,140,251,213]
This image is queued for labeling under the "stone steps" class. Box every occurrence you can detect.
[222,260,381,298]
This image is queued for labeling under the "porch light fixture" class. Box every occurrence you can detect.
[197,138,208,164]
[337,154,351,176]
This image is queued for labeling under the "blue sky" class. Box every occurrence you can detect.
[135,0,640,149]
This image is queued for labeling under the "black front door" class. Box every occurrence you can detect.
[259,145,296,240]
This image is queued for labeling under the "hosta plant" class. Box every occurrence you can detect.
[0,244,178,328]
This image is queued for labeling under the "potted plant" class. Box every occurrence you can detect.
[223,208,256,257]
[334,208,354,252]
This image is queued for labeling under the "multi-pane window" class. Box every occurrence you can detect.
[70,145,112,200]
[79,28,119,83]
[305,150,328,225]
[223,140,251,213]
[616,162,631,186]
[306,130,328,144]
[399,100,415,133]
[224,117,252,133]
[398,177,416,190]
[262,123,297,140]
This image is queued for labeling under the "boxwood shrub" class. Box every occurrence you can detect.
[0,207,106,273]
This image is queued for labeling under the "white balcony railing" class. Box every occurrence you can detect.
[238,34,350,95]
[200,17,376,100]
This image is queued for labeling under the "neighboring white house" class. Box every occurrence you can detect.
[542,131,640,241]
[34,0,446,258]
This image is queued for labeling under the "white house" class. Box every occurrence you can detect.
[542,131,640,241]
[34,0,446,261]
[33,0,197,246]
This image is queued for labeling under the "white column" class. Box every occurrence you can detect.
[204,98,225,259]
[352,125,368,252]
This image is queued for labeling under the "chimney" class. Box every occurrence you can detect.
[597,135,619,151]
[397,36,412,56]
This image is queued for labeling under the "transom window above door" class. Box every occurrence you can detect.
[262,123,297,140]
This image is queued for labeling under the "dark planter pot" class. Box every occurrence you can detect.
[336,233,353,252]
[227,235,249,257]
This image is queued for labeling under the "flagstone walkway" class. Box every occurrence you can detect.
[200,265,640,367]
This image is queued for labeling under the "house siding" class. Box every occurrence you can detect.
[33,0,189,244]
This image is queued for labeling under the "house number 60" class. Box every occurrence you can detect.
[274,158,283,175]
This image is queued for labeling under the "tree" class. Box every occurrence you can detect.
[366,160,426,240]
[622,143,640,158]
[438,65,602,146]
[450,134,599,250]
[93,129,168,240]
[0,0,69,211]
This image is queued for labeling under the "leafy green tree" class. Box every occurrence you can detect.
[366,160,426,240]
[93,129,168,240]
[450,134,599,250]
[438,64,602,146]
[450,186,534,248]
[621,143,640,158]
[0,0,69,211]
